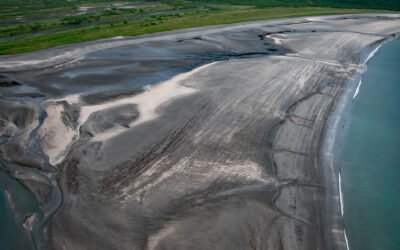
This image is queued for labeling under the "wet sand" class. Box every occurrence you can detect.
[0,14,399,250]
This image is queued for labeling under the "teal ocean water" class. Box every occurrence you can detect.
[339,39,400,250]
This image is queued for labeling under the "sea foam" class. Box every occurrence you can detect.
[339,172,344,216]
[339,172,350,250]
[352,44,383,100]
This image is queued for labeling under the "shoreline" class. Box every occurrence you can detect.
[320,37,395,250]
[333,39,400,250]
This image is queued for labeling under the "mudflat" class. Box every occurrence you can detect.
[0,14,399,250]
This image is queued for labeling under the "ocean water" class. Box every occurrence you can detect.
[0,170,39,250]
[338,39,400,250]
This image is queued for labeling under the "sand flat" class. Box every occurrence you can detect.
[0,14,399,250]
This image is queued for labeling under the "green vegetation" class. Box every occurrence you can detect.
[1,0,399,10]
[182,0,400,10]
[0,0,398,55]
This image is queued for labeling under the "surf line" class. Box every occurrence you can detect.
[338,172,350,250]
[343,41,387,250]
[352,44,384,100]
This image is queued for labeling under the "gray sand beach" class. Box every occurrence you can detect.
[0,14,399,250]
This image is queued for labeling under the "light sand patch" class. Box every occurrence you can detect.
[266,34,282,45]
[57,93,80,104]
[148,224,177,250]
[78,6,94,11]
[40,63,215,164]
[4,190,15,211]
[78,62,216,141]
[39,103,77,165]
[23,213,38,231]
[305,17,325,22]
